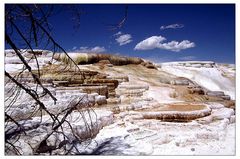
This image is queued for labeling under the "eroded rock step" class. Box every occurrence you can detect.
[206,91,231,100]
[56,85,108,98]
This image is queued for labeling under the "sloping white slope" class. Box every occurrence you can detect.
[160,61,235,99]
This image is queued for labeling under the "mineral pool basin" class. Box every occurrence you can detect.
[156,104,207,111]
[140,103,211,122]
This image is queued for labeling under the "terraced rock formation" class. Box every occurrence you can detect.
[5,50,235,155]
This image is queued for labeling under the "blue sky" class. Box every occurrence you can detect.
[6,4,235,63]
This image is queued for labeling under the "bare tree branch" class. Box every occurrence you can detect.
[106,5,128,31]
[5,4,99,155]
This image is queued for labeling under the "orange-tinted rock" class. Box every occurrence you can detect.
[141,103,211,122]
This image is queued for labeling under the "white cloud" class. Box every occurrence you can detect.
[77,46,106,53]
[90,46,106,53]
[79,46,88,50]
[114,31,122,36]
[72,46,77,50]
[160,24,184,30]
[160,40,195,52]
[134,35,195,52]
[179,56,196,60]
[134,36,166,50]
[115,34,132,46]
[146,55,175,63]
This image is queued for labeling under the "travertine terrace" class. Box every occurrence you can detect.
[5,50,235,155]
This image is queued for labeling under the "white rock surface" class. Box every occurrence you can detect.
[95,95,107,105]
[147,86,183,104]
[211,108,235,120]
[4,51,235,155]
[88,100,235,155]
[160,61,235,99]
[6,109,114,155]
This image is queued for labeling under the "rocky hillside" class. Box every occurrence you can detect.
[5,50,235,155]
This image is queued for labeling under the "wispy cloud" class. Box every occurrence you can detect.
[73,46,106,53]
[114,32,133,46]
[179,56,196,60]
[72,46,77,50]
[134,35,195,52]
[115,34,132,46]
[114,31,122,36]
[146,55,175,63]
[160,23,184,30]
[89,46,106,53]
